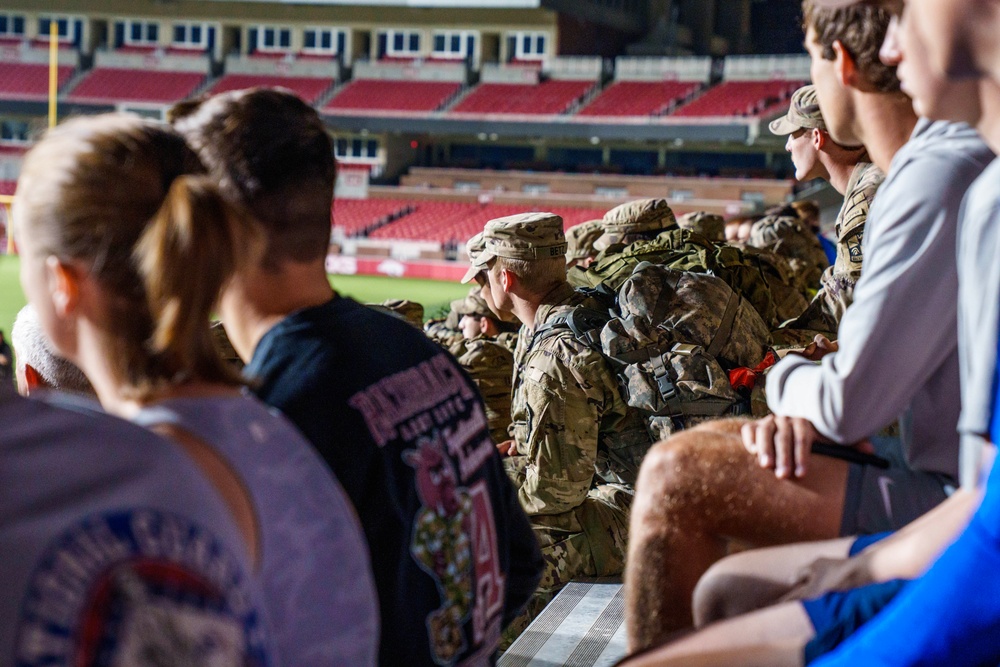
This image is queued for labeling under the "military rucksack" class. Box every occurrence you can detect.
[449,337,515,445]
[539,262,773,482]
[570,228,778,328]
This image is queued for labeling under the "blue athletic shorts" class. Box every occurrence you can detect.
[801,579,909,664]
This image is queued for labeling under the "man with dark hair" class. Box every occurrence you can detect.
[623,0,992,652]
[172,88,542,666]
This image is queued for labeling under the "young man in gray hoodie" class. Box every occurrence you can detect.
[624,0,994,651]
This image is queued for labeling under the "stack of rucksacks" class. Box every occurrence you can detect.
[557,200,822,481]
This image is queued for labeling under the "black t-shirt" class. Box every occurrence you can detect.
[245,296,541,666]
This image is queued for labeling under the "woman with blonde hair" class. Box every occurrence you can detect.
[14,113,379,666]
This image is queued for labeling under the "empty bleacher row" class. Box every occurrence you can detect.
[0,41,805,121]
[334,198,606,245]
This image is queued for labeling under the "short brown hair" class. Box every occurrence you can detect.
[491,256,566,297]
[802,0,901,93]
[170,88,336,264]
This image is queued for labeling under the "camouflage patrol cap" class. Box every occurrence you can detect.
[600,199,677,246]
[566,219,605,261]
[747,215,813,252]
[460,212,567,284]
[676,211,726,242]
[460,232,489,285]
[453,292,494,320]
[769,85,827,136]
[378,299,425,328]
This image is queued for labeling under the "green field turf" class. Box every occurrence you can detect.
[0,254,470,337]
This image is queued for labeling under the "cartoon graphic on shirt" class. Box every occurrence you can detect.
[405,435,475,665]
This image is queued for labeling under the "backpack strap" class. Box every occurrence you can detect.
[705,290,740,360]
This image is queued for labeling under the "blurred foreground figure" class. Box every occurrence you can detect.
[172,88,542,666]
[11,304,94,396]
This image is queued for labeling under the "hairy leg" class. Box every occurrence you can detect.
[625,418,849,651]
[621,602,812,667]
[693,537,854,626]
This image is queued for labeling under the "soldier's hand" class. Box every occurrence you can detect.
[496,439,518,457]
[740,415,819,479]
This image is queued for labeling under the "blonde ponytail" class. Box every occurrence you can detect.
[136,175,259,389]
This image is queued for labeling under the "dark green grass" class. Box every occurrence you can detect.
[0,255,470,337]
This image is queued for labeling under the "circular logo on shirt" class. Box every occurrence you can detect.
[14,510,269,667]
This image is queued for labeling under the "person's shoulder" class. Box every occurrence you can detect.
[899,121,994,174]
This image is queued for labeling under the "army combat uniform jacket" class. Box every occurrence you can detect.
[501,283,632,642]
[779,162,885,343]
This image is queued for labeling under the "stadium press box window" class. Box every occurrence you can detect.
[251,25,293,53]
[335,137,379,160]
[37,16,81,44]
[432,30,477,60]
[382,29,422,57]
[509,31,547,60]
[303,27,345,55]
[0,14,26,38]
[173,22,212,50]
[123,20,159,47]
[1,120,30,143]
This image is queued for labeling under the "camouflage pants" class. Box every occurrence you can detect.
[501,484,632,648]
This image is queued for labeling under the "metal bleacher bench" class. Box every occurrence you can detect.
[500,579,627,667]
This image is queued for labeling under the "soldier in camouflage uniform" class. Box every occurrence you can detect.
[565,219,605,269]
[461,213,631,643]
[448,292,517,444]
[767,84,886,345]
[677,211,726,242]
[746,213,830,290]
[596,198,678,253]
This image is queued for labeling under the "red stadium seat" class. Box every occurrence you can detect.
[367,201,607,245]
[332,199,413,236]
[451,80,594,116]
[207,74,335,104]
[577,80,700,117]
[0,63,74,101]
[68,68,204,104]
[324,79,461,113]
[671,80,804,118]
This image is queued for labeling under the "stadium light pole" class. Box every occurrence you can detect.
[48,19,58,129]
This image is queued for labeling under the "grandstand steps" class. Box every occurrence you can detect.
[190,74,221,99]
[315,78,350,109]
[564,81,604,116]
[436,83,470,113]
[57,66,92,99]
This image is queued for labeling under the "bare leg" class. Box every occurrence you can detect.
[625,419,849,651]
[693,537,854,626]
[621,602,813,667]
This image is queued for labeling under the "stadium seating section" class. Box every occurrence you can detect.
[331,198,413,236]
[451,80,595,116]
[325,80,461,113]
[672,80,803,118]
[577,80,701,117]
[363,200,605,244]
[207,74,334,104]
[68,68,205,104]
[0,63,74,101]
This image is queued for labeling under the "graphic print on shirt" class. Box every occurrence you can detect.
[14,510,268,667]
[351,353,504,664]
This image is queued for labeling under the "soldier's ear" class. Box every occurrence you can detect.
[812,129,825,150]
[499,268,516,294]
